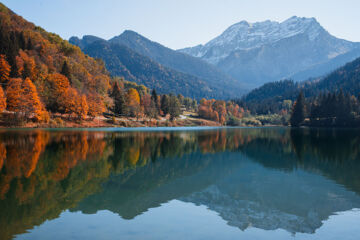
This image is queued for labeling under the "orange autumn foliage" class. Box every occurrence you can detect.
[6,78,23,112]
[0,86,6,113]
[0,131,49,199]
[61,88,88,119]
[0,3,116,124]
[21,78,46,120]
[127,88,140,105]
[77,94,89,120]
[0,54,10,84]
[126,88,141,117]
[16,50,37,79]
[198,99,244,124]
[86,92,105,117]
[45,73,70,112]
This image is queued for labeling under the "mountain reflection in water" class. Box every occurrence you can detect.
[1,127,360,240]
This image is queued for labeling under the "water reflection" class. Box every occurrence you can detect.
[0,128,360,239]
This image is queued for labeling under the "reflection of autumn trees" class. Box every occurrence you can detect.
[2,128,360,240]
[0,131,112,240]
[0,129,283,201]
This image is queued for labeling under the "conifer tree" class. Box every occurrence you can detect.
[290,92,306,127]
[22,62,31,79]
[111,82,126,115]
[151,89,159,113]
[26,38,33,50]
[168,95,181,121]
[60,61,71,83]
[161,95,170,115]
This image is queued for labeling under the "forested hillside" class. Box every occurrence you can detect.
[70,35,237,99]
[239,57,360,114]
[79,39,220,99]
[109,30,242,95]
[0,3,210,126]
[0,3,112,121]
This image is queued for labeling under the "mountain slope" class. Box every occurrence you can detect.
[240,56,360,113]
[109,30,240,89]
[0,3,111,117]
[180,17,360,89]
[70,37,226,98]
[70,35,242,99]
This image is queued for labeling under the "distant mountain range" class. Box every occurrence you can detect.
[179,16,360,89]
[110,30,239,89]
[70,16,360,99]
[70,33,243,99]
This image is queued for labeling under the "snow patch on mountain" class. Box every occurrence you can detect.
[181,16,327,64]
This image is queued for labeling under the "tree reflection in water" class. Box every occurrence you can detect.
[0,128,360,239]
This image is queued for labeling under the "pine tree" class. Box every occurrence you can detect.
[290,92,306,127]
[161,95,170,115]
[8,32,20,78]
[336,90,352,126]
[168,95,181,121]
[60,61,71,83]
[22,61,31,79]
[111,82,125,115]
[19,32,26,50]
[151,89,159,113]
[26,38,33,50]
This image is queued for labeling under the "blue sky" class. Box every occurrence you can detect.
[2,0,360,49]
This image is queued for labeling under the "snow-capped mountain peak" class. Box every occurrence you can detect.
[178,16,360,89]
[184,16,325,64]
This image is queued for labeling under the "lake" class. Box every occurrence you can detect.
[1,127,360,240]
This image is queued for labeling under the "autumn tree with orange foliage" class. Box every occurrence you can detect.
[6,78,23,112]
[0,3,119,125]
[226,102,244,119]
[44,73,70,112]
[16,50,36,80]
[213,100,227,124]
[198,99,219,122]
[0,54,11,84]
[77,95,88,120]
[61,88,88,120]
[86,92,105,118]
[21,78,48,121]
[125,88,141,117]
[198,99,244,125]
[0,86,6,113]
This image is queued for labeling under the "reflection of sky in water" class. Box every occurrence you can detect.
[15,201,360,240]
[2,128,360,240]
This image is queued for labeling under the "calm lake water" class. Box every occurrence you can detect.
[1,127,360,240]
